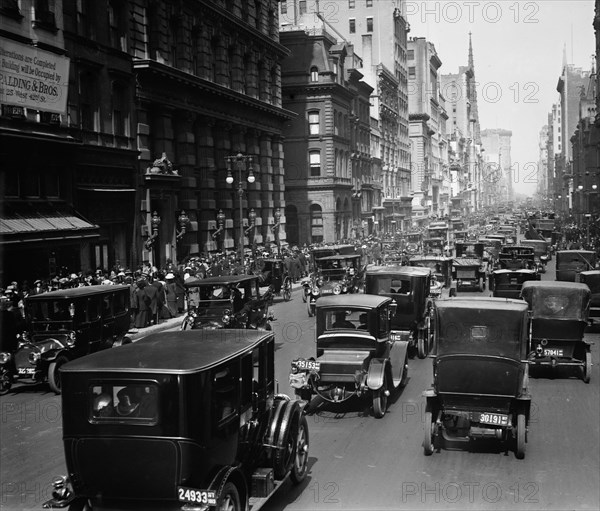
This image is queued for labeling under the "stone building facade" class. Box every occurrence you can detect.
[130,0,293,265]
[280,28,373,244]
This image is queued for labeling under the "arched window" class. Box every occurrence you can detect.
[309,150,321,177]
[310,66,319,82]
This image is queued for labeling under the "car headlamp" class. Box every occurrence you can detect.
[0,352,11,364]
[28,351,41,364]
[312,287,320,295]
[317,277,324,286]
[333,285,342,295]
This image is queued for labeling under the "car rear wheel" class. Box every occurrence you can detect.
[423,406,435,455]
[515,413,526,460]
[217,482,241,511]
[582,351,592,383]
[372,381,388,419]
[48,355,68,394]
[290,415,309,484]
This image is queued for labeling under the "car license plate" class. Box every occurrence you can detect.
[321,289,333,294]
[543,348,563,357]
[17,367,36,375]
[294,359,321,371]
[177,487,216,505]
[479,413,509,426]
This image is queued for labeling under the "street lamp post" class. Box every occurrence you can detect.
[272,208,281,255]
[226,153,255,262]
[245,208,257,258]
[176,210,190,242]
[144,211,161,265]
[212,209,226,252]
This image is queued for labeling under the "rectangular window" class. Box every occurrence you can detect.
[280,1,287,15]
[299,0,306,15]
[89,381,159,425]
[366,17,373,32]
[349,18,355,33]
[309,151,321,177]
[309,112,320,135]
[407,49,414,60]
[348,0,355,7]
[366,0,373,6]
[408,66,416,77]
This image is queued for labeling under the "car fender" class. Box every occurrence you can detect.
[388,340,409,375]
[366,358,387,391]
[41,347,69,363]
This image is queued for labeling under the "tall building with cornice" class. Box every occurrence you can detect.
[279,0,412,232]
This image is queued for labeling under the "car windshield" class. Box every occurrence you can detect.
[324,309,370,330]
[89,382,159,425]
[27,300,81,323]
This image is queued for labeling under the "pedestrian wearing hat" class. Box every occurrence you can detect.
[134,279,150,328]
[164,273,177,318]
[31,279,44,296]
[144,276,159,326]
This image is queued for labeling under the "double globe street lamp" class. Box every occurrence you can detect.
[226,153,255,262]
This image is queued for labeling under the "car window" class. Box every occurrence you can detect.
[101,295,112,318]
[212,362,239,428]
[88,297,100,321]
[89,382,159,425]
[113,291,127,313]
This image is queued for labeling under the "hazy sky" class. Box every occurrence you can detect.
[406,0,596,196]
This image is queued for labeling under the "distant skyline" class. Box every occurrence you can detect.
[406,0,596,197]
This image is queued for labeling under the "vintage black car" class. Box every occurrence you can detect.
[305,253,364,317]
[579,270,600,327]
[12,285,131,394]
[489,269,539,298]
[521,239,551,272]
[409,255,456,298]
[255,258,292,302]
[43,330,309,511]
[521,281,592,383]
[498,245,536,270]
[289,294,408,419]
[555,250,597,282]
[181,275,273,331]
[423,298,531,459]
[365,266,434,358]
[453,242,487,292]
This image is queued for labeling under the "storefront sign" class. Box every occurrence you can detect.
[0,39,70,114]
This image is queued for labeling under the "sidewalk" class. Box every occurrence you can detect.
[126,282,304,342]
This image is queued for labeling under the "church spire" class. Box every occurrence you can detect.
[468,31,474,72]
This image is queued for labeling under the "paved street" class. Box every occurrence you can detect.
[1,260,599,510]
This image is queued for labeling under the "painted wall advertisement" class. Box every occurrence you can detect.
[0,39,70,114]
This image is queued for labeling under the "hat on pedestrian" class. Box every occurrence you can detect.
[165,273,175,279]
[34,279,42,285]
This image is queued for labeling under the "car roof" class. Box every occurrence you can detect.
[366,265,431,277]
[316,254,361,261]
[61,330,274,374]
[521,280,591,293]
[409,256,452,262]
[25,285,130,300]
[435,297,528,312]
[316,294,393,308]
[184,275,258,287]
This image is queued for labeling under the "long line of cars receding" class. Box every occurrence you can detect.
[3,213,599,510]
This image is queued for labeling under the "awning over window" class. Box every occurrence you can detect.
[0,210,100,245]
